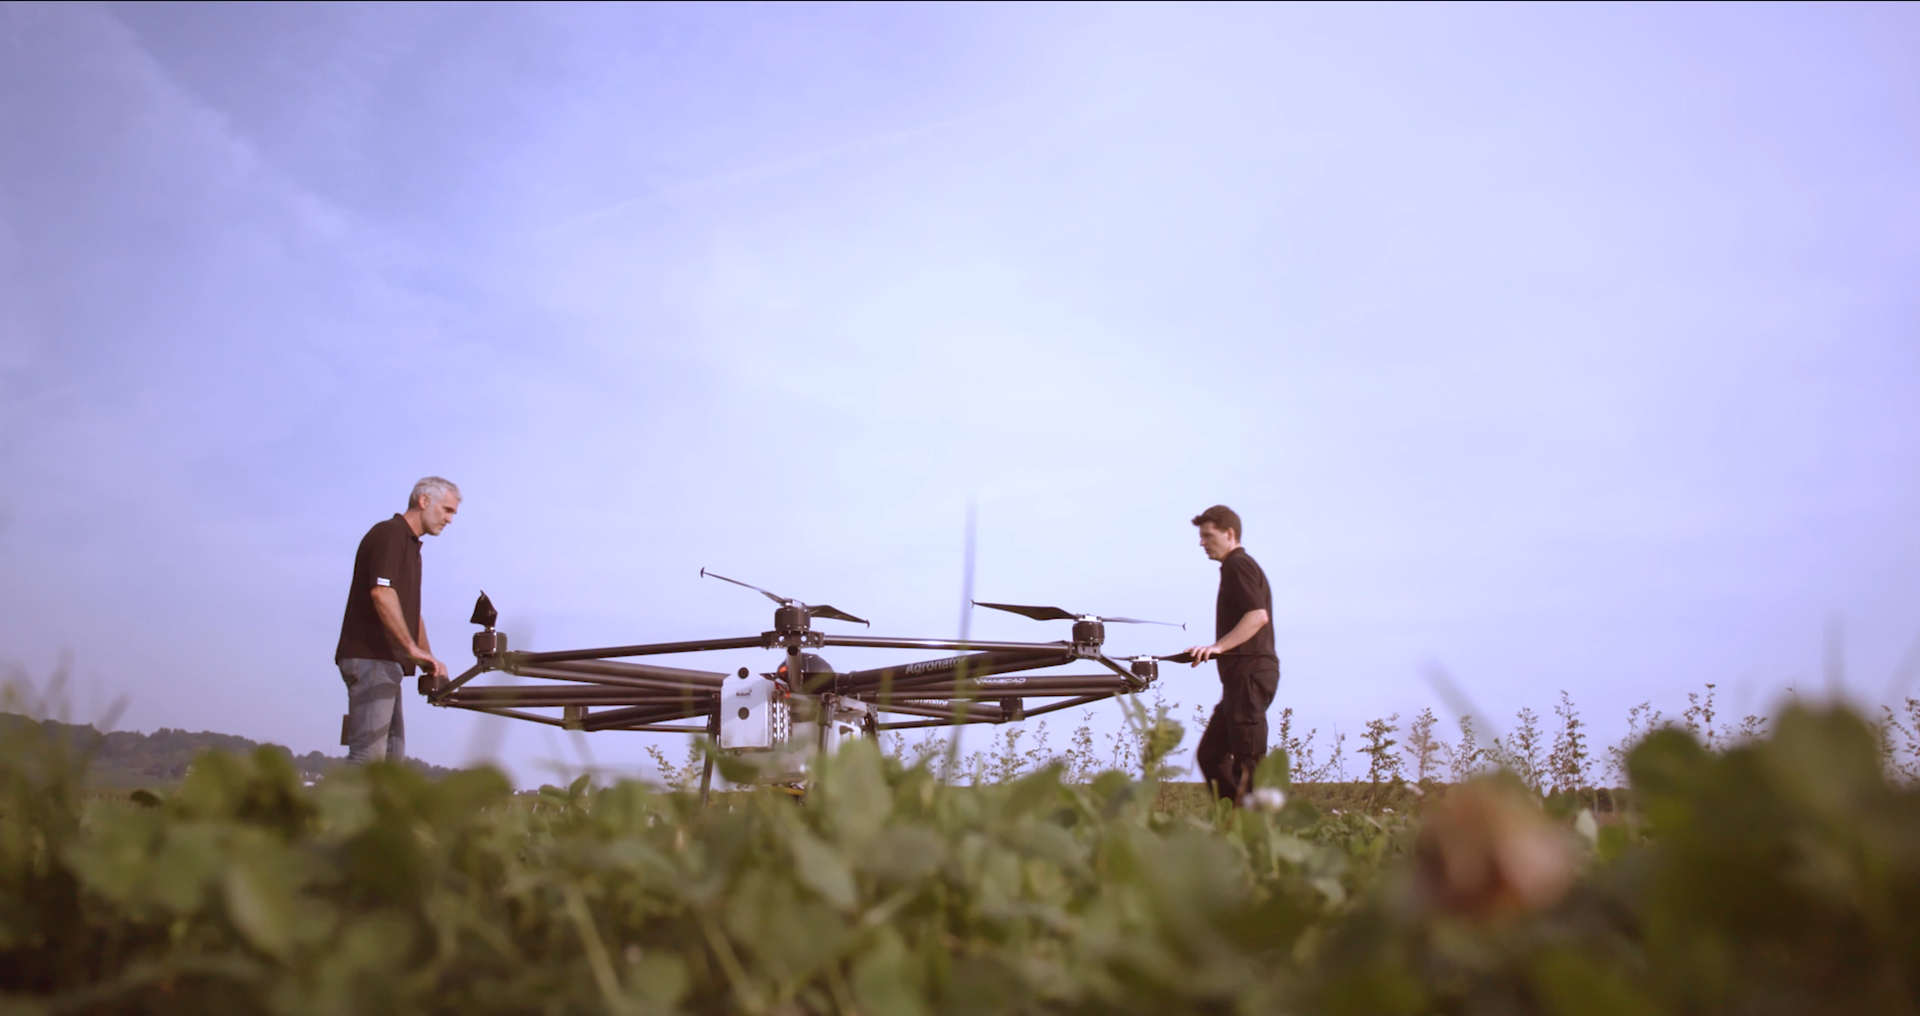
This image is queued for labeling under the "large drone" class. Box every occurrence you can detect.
[421,569,1201,797]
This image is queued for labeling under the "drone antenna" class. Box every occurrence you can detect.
[699,568,790,605]
[958,500,977,642]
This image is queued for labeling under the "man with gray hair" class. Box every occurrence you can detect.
[334,477,461,764]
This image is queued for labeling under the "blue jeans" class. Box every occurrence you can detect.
[339,658,406,764]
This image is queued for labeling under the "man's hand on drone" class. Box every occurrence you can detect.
[413,650,449,678]
[1185,644,1222,666]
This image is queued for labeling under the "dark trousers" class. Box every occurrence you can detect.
[340,658,407,764]
[1197,664,1280,804]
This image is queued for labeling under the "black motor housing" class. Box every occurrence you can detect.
[1071,619,1105,647]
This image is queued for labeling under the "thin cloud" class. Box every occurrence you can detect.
[539,28,1226,239]
[542,108,990,235]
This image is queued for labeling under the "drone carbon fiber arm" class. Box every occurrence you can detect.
[836,648,1073,695]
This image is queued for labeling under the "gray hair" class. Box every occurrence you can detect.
[407,476,462,511]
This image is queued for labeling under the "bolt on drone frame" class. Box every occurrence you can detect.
[420,570,1201,793]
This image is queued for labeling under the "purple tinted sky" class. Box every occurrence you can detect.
[1,3,1916,784]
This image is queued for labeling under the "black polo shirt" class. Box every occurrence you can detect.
[335,514,423,672]
[1216,547,1278,676]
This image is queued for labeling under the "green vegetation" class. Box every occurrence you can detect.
[2,689,1918,1015]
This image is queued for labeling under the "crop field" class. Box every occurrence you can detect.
[3,695,1919,1016]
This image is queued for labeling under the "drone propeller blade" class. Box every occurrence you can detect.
[700,568,790,605]
[1149,649,1259,664]
[973,600,1182,627]
[804,605,871,627]
[1098,615,1185,629]
[971,601,1079,622]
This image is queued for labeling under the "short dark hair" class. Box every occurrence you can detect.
[1191,505,1242,541]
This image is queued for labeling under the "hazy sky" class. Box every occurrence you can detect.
[2,2,1916,785]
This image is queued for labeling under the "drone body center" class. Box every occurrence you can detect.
[717,664,879,783]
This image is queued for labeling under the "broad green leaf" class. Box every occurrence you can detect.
[313,780,375,840]
[629,952,692,1011]
[1531,949,1658,1016]
[852,927,929,1016]
[789,829,858,911]
[816,740,892,847]
[724,868,846,983]
[714,749,760,786]
[222,845,301,958]
[1256,749,1291,790]
[148,824,227,914]
[997,765,1064,822]
[1269,831,1312,866]
[855,824,946,884]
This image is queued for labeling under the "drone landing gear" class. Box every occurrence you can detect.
[700,708,719,806]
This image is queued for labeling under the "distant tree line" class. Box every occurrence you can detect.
[0,712,461,788]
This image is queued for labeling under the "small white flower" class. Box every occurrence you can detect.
[1240,787,1287,812]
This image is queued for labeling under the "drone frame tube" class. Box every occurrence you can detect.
[871,692,1114,730]
[868,699,1006,721]
[434,636,745,700]
[448,691,696,709]
[884,673,1132,694]
[516,658,725,686]
[837,648,1073,695]
[435,662,488,698]
[458,705,567,726]
[507,666,723,696]
[699,708,720,804]
[580,700,718,731]
[1097,653,1145,683]
[821,635,1081,654]
[1014,693,1113,719]
[520,635,771,665]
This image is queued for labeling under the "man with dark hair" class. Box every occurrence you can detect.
[1185,504,1280,805]
[334,477,461,764]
